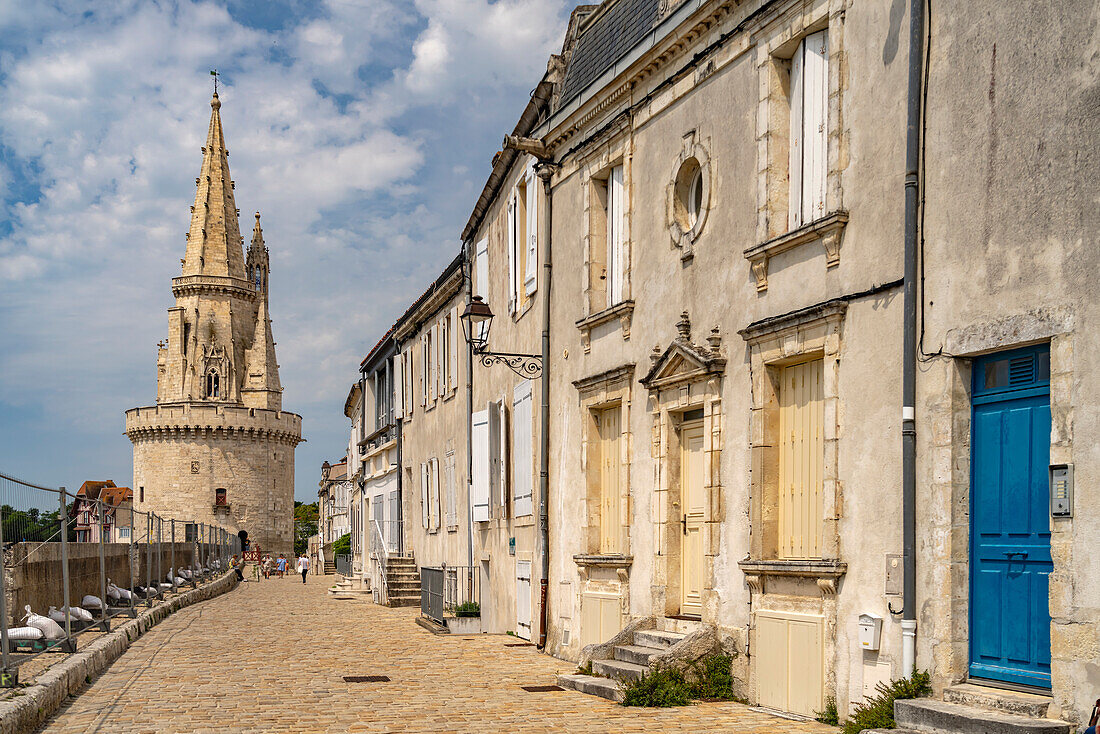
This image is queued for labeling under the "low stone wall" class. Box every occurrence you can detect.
[0,570,238,734]
[3,542,198,626]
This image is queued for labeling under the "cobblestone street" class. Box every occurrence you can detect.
[40,572,836,733]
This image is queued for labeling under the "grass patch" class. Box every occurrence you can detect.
[454,601,480,617]
[842,669,932,733]
[575,661,594,676]
[621,654,744,707]
[621,666,693,707]
[815,696,839,725]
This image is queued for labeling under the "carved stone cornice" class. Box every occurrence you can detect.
[640,312,725,391]
[743,210,849,292]
[171,275,257,301]
[573,553,633,570]
[737,558,847,596]
[576,301,634,354]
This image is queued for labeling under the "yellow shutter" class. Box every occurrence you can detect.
[779,359,824,559]
[598,408,621,554]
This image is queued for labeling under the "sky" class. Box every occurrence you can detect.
[0,0,572,503]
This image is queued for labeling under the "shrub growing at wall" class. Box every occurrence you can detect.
[842,669,931,733]
[331,532,351,557]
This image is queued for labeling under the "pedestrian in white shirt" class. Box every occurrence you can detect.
[296,554,310,584]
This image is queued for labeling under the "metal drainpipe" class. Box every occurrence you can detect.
[901,0,925,675]
[463,242,475,573]
[536,163,554,650]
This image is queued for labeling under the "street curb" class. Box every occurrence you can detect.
[0,571,239,734]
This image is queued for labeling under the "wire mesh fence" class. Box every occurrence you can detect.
[0,471,242,686]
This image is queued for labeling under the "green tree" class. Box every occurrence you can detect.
[293,501,318,556]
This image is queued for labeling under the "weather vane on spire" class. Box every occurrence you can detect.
[210,69,220,95]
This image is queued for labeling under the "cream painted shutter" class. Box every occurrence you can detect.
[420,336,427,407]
[607,165,624,306]
[512,380,533,517]
[507,194,517,312]
[445,454,456,527]
[471,409,490,521]
[488,400,503,513]
[778,359,824,559]
[449,307,458,391]
[393,353,404,419]
[405,349,414,416]
[788,40,805,230]
[498,400,509,510]
[804,30,828,222]
[475,239,488,298]
[420,462,429,528]
[524,162,538,296]
[430,325,439,402]
[430,457,440,530]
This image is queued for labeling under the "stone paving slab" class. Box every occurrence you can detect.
[39,571,836,733]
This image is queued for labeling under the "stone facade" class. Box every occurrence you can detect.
[126,92,302,556]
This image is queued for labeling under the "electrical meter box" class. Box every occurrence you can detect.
[1050,464,1073,517]
[859,613,883,651]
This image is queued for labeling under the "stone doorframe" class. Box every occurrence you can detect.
[925,309,1078,719]
[640,312,726,622]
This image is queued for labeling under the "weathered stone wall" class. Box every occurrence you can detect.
[3,542,197,626]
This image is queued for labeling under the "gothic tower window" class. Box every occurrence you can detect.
[206,370,220,398]
[215,488,227,506]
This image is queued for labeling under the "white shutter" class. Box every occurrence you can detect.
[471,409,490,521]
[608,165,625,306]
[524,163,538,295]
[404,350,414,416]
[475,239,489,298]
[430,325,439,401]
[512,380,534,517]
[393,353,404,420]
[516,560,532,640]
[420,462,429,528]
[431,457,440,530]
[449,307,458,391]
[805,30,828,222]
[507,194,517,313]
[788,39,805,230]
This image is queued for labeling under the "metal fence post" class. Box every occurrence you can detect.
[97,500,109,631]
[155,514,162,597]
[59,488,72,641]
[128,508,135,614]
[145,512,153,607]
[0,498,12,686]
[170,520,176,591]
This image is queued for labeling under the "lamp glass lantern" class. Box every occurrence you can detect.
[460,295,494,353]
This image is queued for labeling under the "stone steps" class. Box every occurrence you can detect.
[556,674,623,702]
[943,684,1052,719]
[613,644,663,666]
[633,629,686,650]
[894,699,1073,734]
[592,658,648,683]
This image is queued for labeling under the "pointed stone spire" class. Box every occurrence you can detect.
[181,92,246,279]
[243,211,281,411]
[246,211,269,298]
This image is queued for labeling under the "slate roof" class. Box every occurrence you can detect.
[559,0,663,105]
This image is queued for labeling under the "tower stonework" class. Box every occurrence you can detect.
[126,92,303,555]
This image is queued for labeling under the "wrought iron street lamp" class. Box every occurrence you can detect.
[460,296,543,378]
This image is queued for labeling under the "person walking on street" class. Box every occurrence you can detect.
[276,555,287,578]
[297,554,310,583]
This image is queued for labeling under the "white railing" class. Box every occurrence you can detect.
[369,519,389,604]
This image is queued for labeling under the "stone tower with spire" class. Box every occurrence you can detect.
[126,91,303,555]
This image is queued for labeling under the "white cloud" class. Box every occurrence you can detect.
[0,0,571,497]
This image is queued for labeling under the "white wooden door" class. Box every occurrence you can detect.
[680,421,705,617]
[598,407,621,554]
[516,560,532,640]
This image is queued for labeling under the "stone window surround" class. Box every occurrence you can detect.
[579,139,632,324]
[573,364,635,560]
[752,3,848,291]
[924,312,1077,717]
[640,314,725,622]
[666,129,713,261]
[739,299,845,572]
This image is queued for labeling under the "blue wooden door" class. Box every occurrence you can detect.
[970,345,1052,688]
